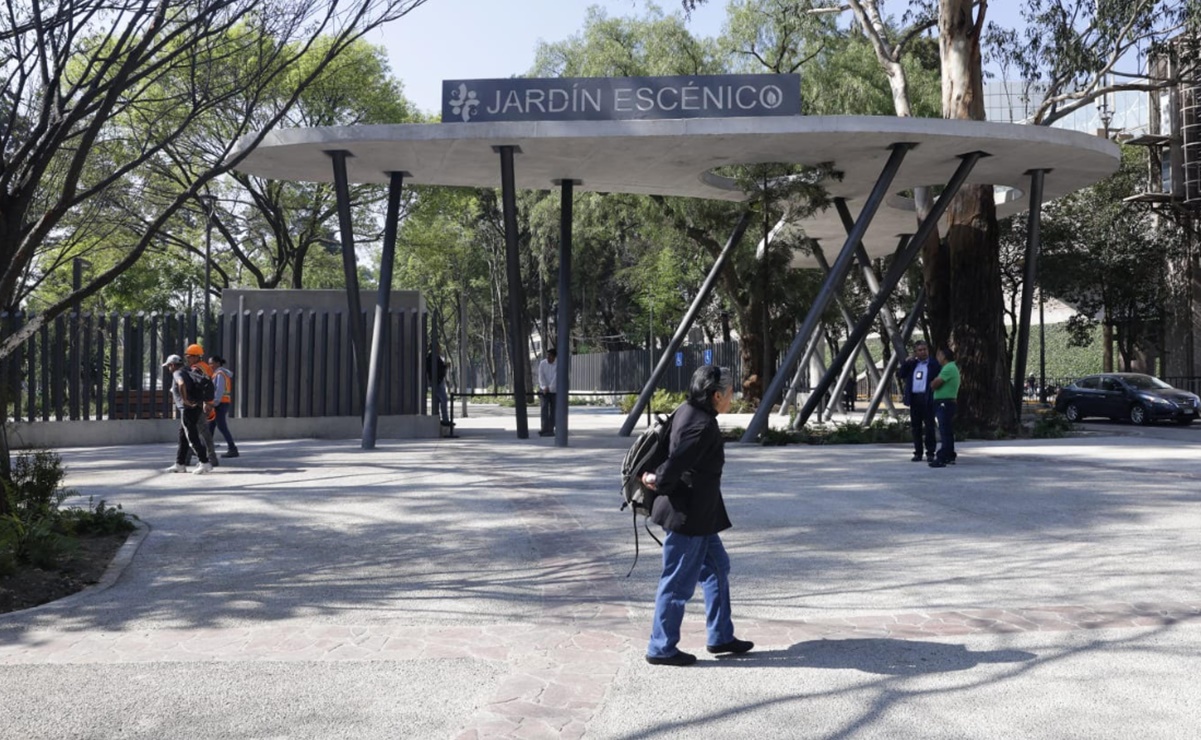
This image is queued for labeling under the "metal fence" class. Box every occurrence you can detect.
[566,341,744,395]
[1,308,427,422]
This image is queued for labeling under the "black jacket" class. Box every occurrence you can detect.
[898,356,941,406]
[650,399,732,536]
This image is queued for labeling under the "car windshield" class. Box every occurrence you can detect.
[1121,374,1172,390]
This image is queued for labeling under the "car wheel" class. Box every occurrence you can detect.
[1129,404,1150,425]
[1063,403,1081,422]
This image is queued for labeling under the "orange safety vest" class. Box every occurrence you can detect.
[216,367,233,404]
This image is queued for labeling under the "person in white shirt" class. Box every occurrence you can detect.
[536,348,557,437]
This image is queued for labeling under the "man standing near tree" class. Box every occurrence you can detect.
[929,346,961,468]
[897,340,941,462]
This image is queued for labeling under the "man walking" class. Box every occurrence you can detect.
[929,346,961,468]
[897,340,940,462]
[162,354,213,475]
[536,348,557,437]
[208,355,239,458]
[184,344,218,467]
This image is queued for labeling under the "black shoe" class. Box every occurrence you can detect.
[928,460,946,468]
[645,651,697,666]
[222,449,239,458]
[538,431,554,437]
[440,420,453,427]
[707,638,754,655]
[947,455,957,465]
[911,453,923,462]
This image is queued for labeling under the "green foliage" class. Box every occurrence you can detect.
[731,416,911,446]
[0,451,136,575]
[1038,146,1184,368]
[1031,409,1075,439]
[1,450,76,571]
[618,390,688,414]
[58,498,139,537]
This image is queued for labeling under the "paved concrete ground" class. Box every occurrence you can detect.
[1,407,1199,739]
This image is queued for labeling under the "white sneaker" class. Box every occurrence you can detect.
[193,462,214,475]
[164,463,187,473]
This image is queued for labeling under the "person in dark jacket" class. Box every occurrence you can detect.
[639,365,753,666]
[896,340,941,462]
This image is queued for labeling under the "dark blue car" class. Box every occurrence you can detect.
[1054,373,1200,425]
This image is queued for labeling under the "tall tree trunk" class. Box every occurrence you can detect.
[938,0,1016,430]
[740,292,766,406]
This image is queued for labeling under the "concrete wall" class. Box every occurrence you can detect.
[7,415,441,450]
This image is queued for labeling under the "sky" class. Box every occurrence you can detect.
[371,1,1031,117]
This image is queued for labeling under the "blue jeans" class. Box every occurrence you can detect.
[647,531,735,658]
[432,380,449,423]
[934,399,957,462]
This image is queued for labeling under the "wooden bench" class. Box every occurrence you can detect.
[110,389,172,420]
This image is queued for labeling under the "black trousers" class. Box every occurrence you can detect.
[540,392,556,434]
[934,399,957,463]
[909,398,937,457]
[176,406,210,465]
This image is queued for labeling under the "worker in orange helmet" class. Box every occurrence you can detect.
[184,343,219,468]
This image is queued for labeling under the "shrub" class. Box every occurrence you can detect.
[618,390,687,415]
[1031,409,1074,438]
[0,451,136,574]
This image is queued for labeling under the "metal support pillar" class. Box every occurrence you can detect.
[1013,169,1049,414]
[363,171,405,449]
[862,288,926,425]
[459,290,468,418]
[741,143,915,443]
[554,179,578,447]
[327,150,369,410]
[790,151,985,431]
[808,243,896,419]
[835,198,908,357]
[779,325,825,415]
[496,145,529,439]
[200,194,216,345]
[619,211,753,436]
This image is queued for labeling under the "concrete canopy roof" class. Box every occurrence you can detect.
[232,115,1119,267]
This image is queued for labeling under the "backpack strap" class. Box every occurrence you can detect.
[624,509,664,578]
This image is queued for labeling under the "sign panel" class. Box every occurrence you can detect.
[442,74,800,123]
[675,352,684,367]
[704,349,713,365]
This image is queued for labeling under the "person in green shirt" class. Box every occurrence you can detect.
[929,347,960,468]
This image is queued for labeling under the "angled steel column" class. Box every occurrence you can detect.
[741,143,915,443]
[496,145,529,439]
[861,288,927,424]
[1013,168,1049,414]
[327,150,369,409]
[835,198,908,357]
[808,243,894,419]
[554,179,578,448]
[619,210,753,437]
[778,324,825,415]
[791,151,985,430]
[363,171,406,449]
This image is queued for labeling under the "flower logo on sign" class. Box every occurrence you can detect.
[448,83,480,122]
